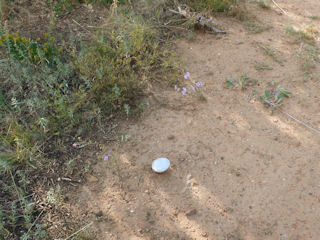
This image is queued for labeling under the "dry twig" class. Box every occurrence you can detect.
[271,0,288,15]
[64,222,93,240]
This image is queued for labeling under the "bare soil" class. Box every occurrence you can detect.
[69,1,320,239]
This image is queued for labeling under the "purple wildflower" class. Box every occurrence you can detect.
[184,72,190,79]
[195,81,203,88]
[210,17,213,21]
[104,151,112,160]
[72,143,78,148]
[182,87,187,95]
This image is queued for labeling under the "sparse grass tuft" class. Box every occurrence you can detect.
[258,0,271,9]
[260,45,284,63]
[298,43,320,72]
[285,25,315,44]
[244,21,271,34]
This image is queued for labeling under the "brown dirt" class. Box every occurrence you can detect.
[70,1,320,239]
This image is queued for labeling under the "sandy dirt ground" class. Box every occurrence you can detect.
[69,1,320,239]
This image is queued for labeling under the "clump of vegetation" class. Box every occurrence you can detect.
[298,43,320,72]
[238,73,258,90]
[259,87,291,110]
[244,20,271,33]
[0,31,62,66]
[75,15,180,114]
[285,25,315,44]
[0,4,181,238]
[260,45,284,63]
[257,0,271,9]
[225,73,258,90]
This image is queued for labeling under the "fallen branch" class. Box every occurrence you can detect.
[64,222,93,240]
[263,100,320,135]
[271,0,288,15]
[26,209,45,236]
[281,110,320,135]
[169,6,226,34]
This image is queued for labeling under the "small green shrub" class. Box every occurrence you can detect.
[0,31,62,66]
[0,33,94,239]
[75,15,180,114]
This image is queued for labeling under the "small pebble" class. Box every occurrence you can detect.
[87,175,98,182]
[168,135,175,140]
[185,209,197,216]
[201,232,208,237]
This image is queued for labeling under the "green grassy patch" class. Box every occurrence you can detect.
[286,25,315,44]
[0,7,180,238]
[244,20,271,33]
[298,43,320,72]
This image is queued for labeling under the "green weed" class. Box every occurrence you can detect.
[260,45,284,63]
[224,77,235,88]
[259,87,291,110]
[225,73,258,90]
[239,73,258,90]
